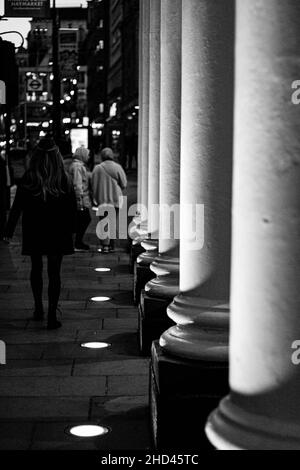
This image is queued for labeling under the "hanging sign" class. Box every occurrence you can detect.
[4,0,51,18]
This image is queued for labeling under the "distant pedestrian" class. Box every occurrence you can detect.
[3,137,77,330]
[92,147,127,253]
[69,147,92,252]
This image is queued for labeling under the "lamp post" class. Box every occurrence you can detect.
[52,0,61,143]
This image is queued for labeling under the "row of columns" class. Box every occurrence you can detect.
[134,0,300,450]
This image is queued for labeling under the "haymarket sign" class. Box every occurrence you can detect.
[4,0,51,18]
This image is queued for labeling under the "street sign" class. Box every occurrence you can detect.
[4,0,51,18]
[0,81,6,105]
[27,78,43,92]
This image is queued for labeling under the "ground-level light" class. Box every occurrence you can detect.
[69,424,109,438]
[91,296,111,302]
[81,342,111,350]
[95,268,111,273]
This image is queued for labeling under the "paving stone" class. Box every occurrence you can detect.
[0,320,28,330]
[6,344,44,360]
[103,318,138,330]
[86,292,134,309]
[0,422,34,450]
[0,360,73,377]
[0,310,37,321]
[0,300,33,309]
[0,377,106,396]
[90,396,151,450]
[107,376,149,396]
[76,329,137,342]
[27,319,103,332]
[73,359,149,377]
[117,308,139,319]
[31,421,103,450]
[0,175,151,450]
[43,336,139,360]
[0,397,89,420]
[0,330,77,344]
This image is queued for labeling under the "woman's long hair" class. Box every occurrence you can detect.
[24,137,71,200]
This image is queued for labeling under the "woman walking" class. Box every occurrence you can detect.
[69,147,92,251]
[92,147,127,253]
[4,137,77,330]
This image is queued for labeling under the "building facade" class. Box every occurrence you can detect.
[122,0,139,170]
[14,7,88,149]
[86,0,109,158]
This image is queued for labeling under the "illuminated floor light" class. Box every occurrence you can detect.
[81,342,111,350]
[69,424,109,438]
[95,268,111,273]
[91,296,111,302]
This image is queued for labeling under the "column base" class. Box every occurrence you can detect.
[206,396,300,450]
[133,240,158,305]
[138,291,174,355]
[161,296,230,362]
[145,255,180,300]
[133,262,156,306]
[150,341,229,450]
[130,240,145,274]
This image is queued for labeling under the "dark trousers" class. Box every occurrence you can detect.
[75,209,91,246]
[30,255,63,318]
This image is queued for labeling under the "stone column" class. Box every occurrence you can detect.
[132,0,150,236]
[146,0,161,238]
[139,0,182,353]
[130,0,150,270]
[136,0,143,210]
[160,0,234,361]
[206,0,300,450]
[146,0,181,300]
[140,0,150,223]
[150,0,234,450]
[135,0,161,304]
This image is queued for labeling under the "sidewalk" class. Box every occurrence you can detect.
[0,173,151,451]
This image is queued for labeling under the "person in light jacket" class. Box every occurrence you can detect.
[92,147,127,253]
[69,147,92,251]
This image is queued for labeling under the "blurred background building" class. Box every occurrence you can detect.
[1,0,139,170]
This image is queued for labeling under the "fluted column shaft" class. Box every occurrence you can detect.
[147,0,160,237]
[206,0,300,450]
[140,0,150,222]
[160,0,234,361]
[145,0,181,299]
[137,0,143,208]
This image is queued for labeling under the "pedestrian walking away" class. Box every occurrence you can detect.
[92,147,127,253]
[69,146,92,252]
[3,136,77,330]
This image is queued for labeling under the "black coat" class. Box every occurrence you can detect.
[5,173,77,256]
